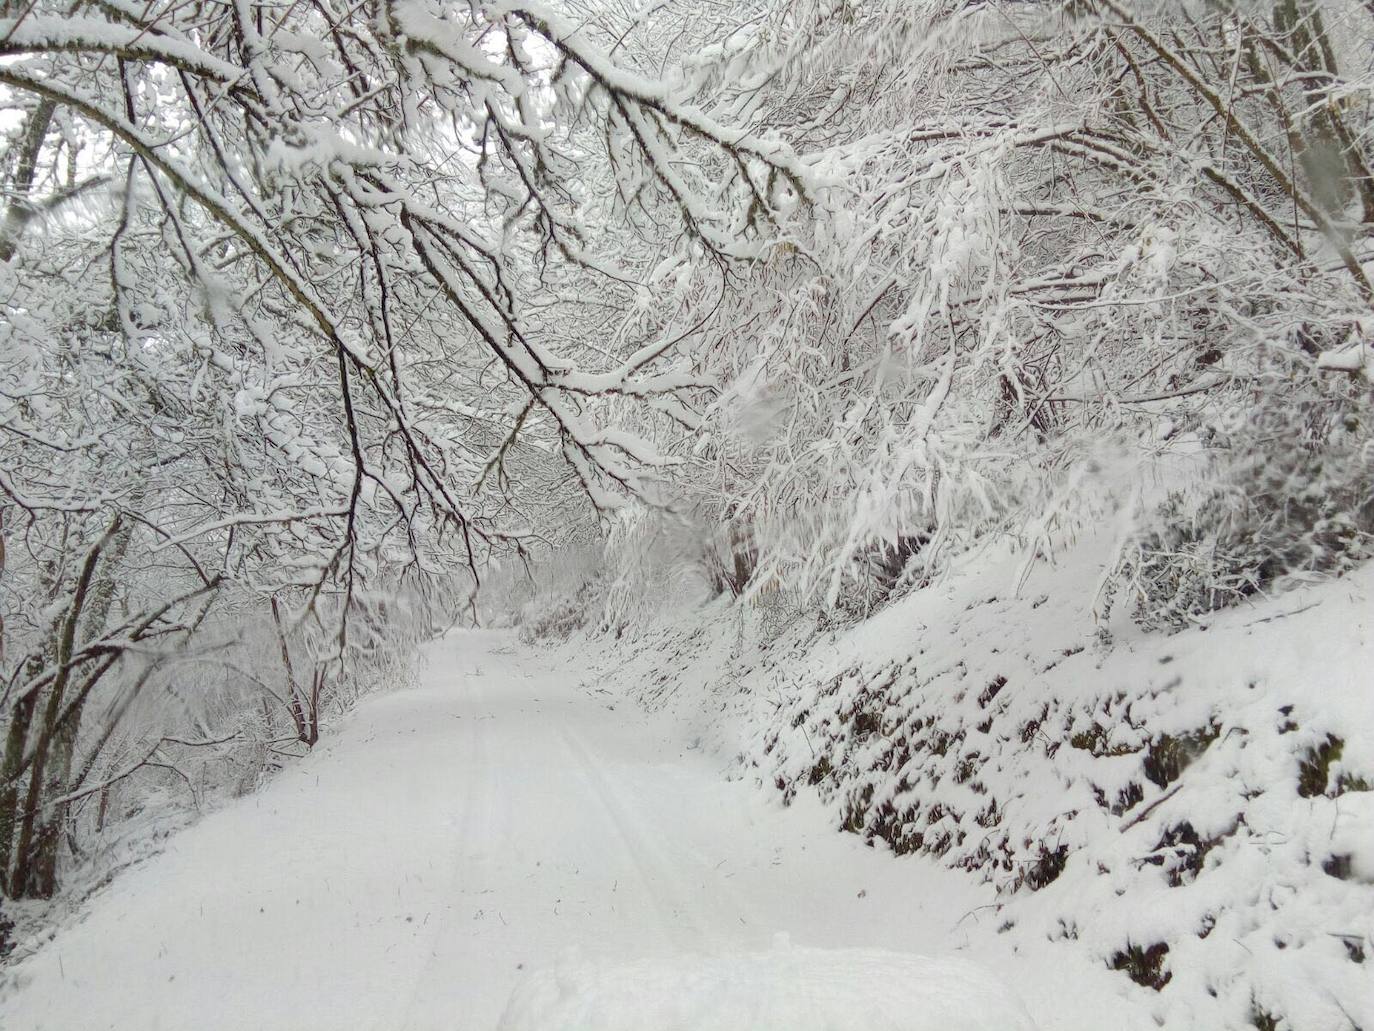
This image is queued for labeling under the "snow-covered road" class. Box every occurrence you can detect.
[0,631,1147,1030]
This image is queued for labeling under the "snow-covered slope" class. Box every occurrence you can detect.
[587,544,1374,1031]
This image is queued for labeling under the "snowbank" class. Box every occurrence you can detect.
[498,942,1037,1031]
[574,537,1374,1030]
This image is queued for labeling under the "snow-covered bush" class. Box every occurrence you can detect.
[518,579,605,645]
[491,539,606,644]
[1118,391,1374,630]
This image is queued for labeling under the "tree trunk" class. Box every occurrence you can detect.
[0,99,56,262]
[8,516,122,898]
[0,673,39,895]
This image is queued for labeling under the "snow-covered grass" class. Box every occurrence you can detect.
[578,536,1374,1031]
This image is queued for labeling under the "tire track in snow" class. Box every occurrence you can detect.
[555,724,725,952]
[399,662,491,1029]
[644,764,773,939]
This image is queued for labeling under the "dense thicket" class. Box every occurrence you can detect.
[652,0,1374,612]
[509,0,1374,629]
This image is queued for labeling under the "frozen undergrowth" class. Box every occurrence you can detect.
[577,540,1374,1031]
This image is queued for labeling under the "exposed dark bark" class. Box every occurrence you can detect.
[8,516,121,898]
[0,98,57,262]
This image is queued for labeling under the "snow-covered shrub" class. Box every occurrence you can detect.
[494,510,715,644]
[827,534,941,622]
[505,541,607,645]
[1118,393,1374,630]
[518,579,605,645]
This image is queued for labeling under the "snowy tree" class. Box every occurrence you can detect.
[0,0,799,899]
[596,0,1374,612]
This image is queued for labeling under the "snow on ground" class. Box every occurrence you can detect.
[0,630,1145,1030]
[497,943,1037,1031]
[583,536,1374,1031]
